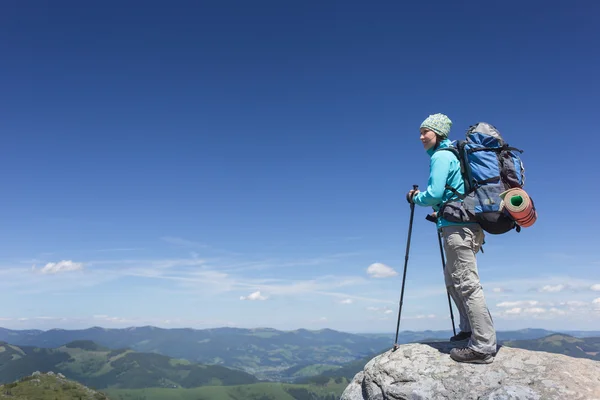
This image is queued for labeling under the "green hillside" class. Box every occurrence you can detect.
[4,326,592,381]
[0,372,110,400]
[502,334,600,361]
[0,327,393,381]
[0,340,257,390]
[296,354,375,385]
[106,380,346,400]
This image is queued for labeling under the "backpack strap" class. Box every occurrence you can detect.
[435,146,469,203]
[445,184,468,200]
[468,145,523,154]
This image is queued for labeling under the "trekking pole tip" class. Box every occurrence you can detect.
[392,343,400,351]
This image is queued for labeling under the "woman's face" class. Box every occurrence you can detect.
[420,128,438,150]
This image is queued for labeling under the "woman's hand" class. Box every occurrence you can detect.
[406,189,420,204]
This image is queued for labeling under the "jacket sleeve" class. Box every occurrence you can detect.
[412,152,452,206]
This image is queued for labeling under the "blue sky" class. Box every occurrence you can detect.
[0,0,599,333]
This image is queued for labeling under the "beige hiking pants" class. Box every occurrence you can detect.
[441,225,497,355]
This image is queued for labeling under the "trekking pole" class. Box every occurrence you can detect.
[393,184,418,351]
[426,213,457,337]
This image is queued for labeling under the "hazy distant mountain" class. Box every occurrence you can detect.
[502,334,600,361]
[1,326,595,381]
[0,340,257,389]
[0,327,393,380]
[302,333,600,387]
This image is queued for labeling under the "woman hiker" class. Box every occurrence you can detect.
[406,113,497,364]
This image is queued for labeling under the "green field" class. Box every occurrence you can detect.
[0,373,109,400]
[106,381,347,400]
[0,340,258,390]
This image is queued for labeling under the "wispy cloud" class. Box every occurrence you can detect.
[338,299,353,304]
[4,315,239,329]
[39,260,83,274]
[499,307,563,316]
[539,284,565,293]
[412,314,436,319]
[240,291,268,301]
[160,236,240,257]
[367,306,394,315]
[93,315,137,324]
[366,263,397,278]
[543,253,577,261]
[94,248,144,253]
[496,297,599,319]
[227,252,361,273]
[485,276,593,294]
[497,300,540,308]
[2,254,391,305]
[161,237,208,248]
[591,284,600,291]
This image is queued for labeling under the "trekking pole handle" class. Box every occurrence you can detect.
[407,185,419,205]
[411,185,419,202]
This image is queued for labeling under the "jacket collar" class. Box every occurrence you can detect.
[426,138,452,157]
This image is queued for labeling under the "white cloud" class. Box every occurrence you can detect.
[497,300,539,308]
[492,287,506,293]
[539,284,565,293]
[591,284,600,291]
[366,263,397,278]
[93,314,136,324]
[415,314,436,319]
[563,301,587,307]
[40,260,83,274]
[524,307,546,314]
[240,291,268,301]
[367,306,394,315]
[339,299,353,304]
[502,307,547,315]
[593,298,600,304]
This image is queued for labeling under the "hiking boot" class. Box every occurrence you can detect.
[450,331,472,342]
[450,347,494,364]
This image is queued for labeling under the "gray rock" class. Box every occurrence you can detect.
[340,342,600,400]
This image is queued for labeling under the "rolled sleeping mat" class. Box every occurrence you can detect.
[500,188,537,228]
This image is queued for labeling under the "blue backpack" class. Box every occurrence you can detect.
[438,122,526,234]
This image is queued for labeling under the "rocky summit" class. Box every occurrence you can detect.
[341,341,600,400]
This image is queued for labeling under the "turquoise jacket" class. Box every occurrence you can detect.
[412,139,474,229]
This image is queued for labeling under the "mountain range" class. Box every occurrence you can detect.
[0,340,257,390]
[1,326,598,382]
[1,329,599,400]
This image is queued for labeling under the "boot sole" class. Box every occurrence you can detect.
[450,355,494,364]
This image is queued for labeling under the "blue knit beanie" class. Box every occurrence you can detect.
[420,113,452,139]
